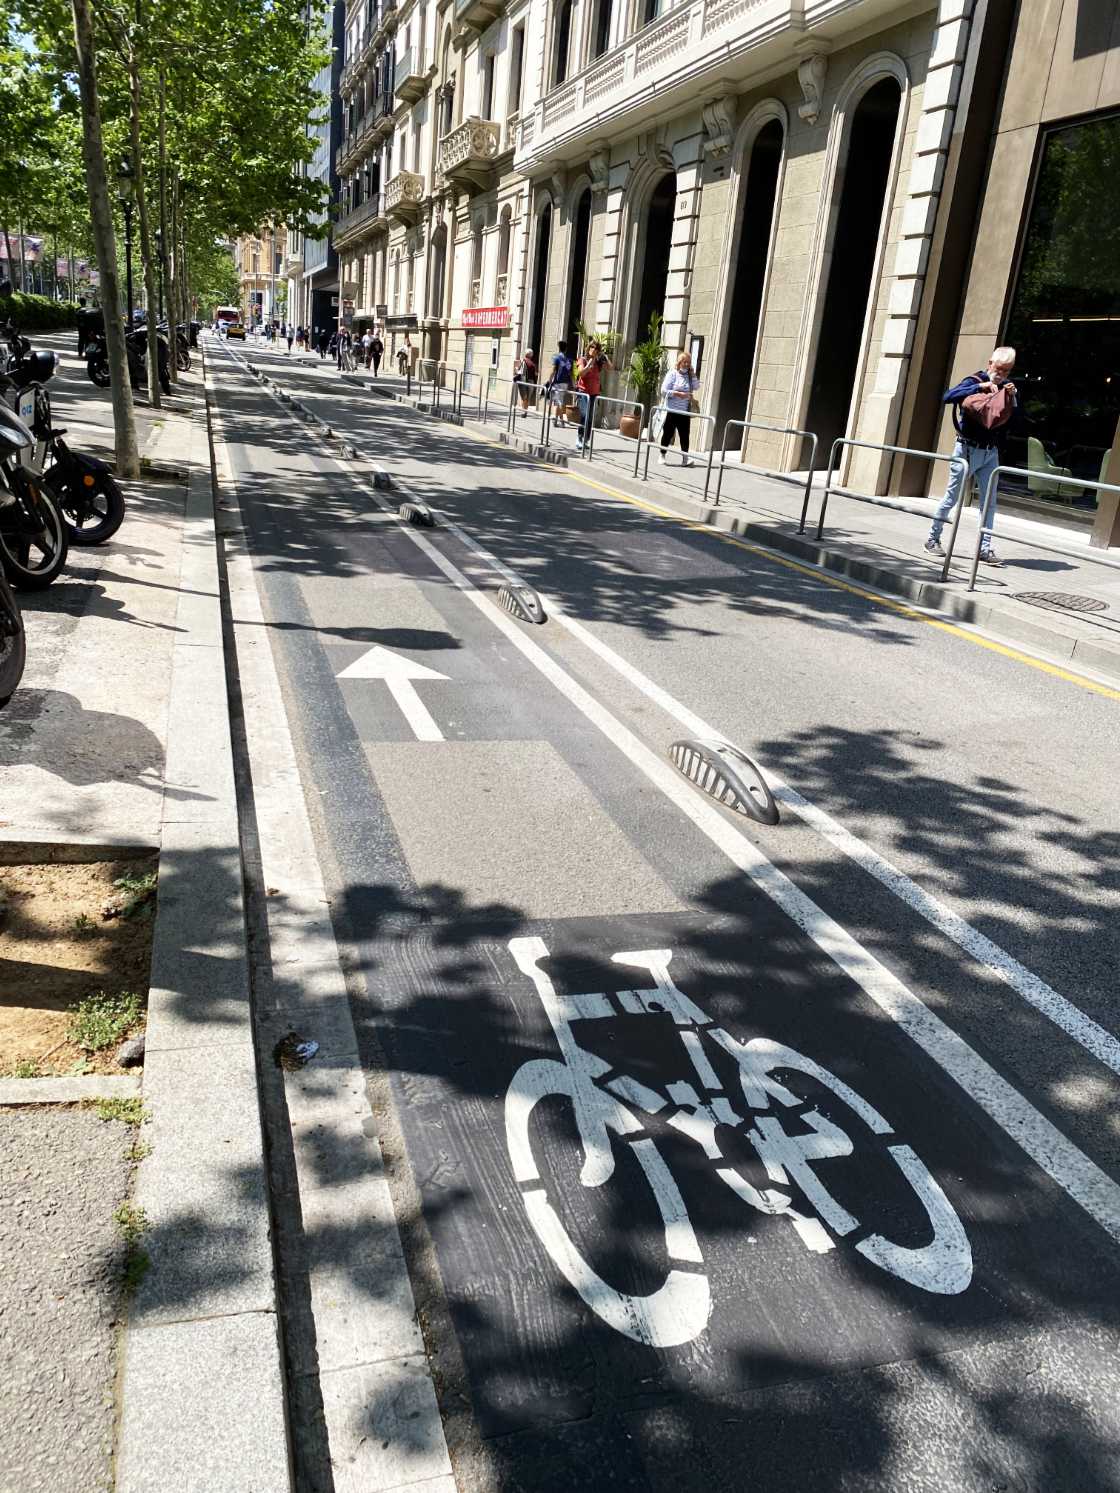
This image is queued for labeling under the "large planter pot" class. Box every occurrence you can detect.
[619,413,641,440]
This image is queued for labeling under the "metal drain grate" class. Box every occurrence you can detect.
[1014,591,1109,615]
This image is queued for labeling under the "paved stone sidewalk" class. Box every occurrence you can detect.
[0,1106,131,1493]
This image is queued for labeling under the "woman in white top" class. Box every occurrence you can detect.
[658,353,701,467]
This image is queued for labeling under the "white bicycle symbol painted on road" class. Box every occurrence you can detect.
[504,936,972,1347]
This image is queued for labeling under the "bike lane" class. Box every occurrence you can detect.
[213,348,1120,1491]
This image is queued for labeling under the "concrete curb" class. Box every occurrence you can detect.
[114,346,292,1493]
[0,1074,141,1106]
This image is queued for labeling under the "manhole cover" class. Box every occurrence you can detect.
[1014,591,1109,615]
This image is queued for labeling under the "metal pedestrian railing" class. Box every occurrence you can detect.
[583,394,647,475]
[463,371,517,425]
[967,466,1120,592]
[812,438,971,583]
[711,418,818,508]
[640,407,716,485]
[416,359,461,414]
[507,379,548,445]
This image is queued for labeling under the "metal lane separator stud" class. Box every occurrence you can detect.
[668,739,780,826]
[399,501,435,527]
[497,584,546,624]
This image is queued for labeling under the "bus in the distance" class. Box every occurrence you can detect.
[214,306,241,336]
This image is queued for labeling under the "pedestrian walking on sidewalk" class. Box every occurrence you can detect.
[287,326,295,353]
[370,333,383,376]
[658,353,701,467]
[318,327,330,359]
[514,349,538,415]
[361,329,373,367]
[546,340,573,422]
[575,340,612,452]
[925,347,1018,567]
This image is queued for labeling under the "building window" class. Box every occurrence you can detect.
[496,205,512,305]
[482,52,496,120]
[508,26,525,117]
[552,0,573,86]
[1004,110,1120,509]
[593,0,613,57]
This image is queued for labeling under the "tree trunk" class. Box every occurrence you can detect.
[1,223,12,281]
[69,0,139,478]
[127,45,160,408]
[158,69,175,383]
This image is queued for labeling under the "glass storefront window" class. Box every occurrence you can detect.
[1004,111,1120,510]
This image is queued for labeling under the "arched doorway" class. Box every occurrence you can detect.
[633,171,675,345]
[565,188,592,347]
[427,225,447,362]
[528,202,552,356]
[804,77,902,459]
[715,119,783,448]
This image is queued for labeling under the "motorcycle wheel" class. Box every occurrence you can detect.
[0,572,26,708]
[0,472,70,590]
[160,369,172,395]
[88,360,111,389]
[46,462,126,546]
[176,348,191,372]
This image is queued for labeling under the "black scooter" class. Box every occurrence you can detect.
[1,331,126,545]
[0,398,68,590]
[86,323,171,395]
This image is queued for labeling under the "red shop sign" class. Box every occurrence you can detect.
[462,306,510,330]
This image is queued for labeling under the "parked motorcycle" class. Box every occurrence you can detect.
[0,400,69,589]
[0,566,24,708]
[85,323,171,395]
[1,333,126,545]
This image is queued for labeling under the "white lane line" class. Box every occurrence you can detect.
[208,367,454,1491]
[230,336,1120,1254]
[424,510,1120,1082]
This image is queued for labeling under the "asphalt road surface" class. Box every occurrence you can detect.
[210,338,1120,1492]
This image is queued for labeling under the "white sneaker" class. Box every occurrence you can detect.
[658,453,667,465]
[924,538,945,556]
[681,455,694,467]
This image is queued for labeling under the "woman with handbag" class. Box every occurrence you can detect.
[574,340,612,451]
[658,352,701,467]
[514,348,538,415]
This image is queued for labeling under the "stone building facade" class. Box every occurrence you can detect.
[236,227,287,326]
[333,0,532,389]
[324,0,1119,527]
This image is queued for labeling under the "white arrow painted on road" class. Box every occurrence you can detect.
[337,645,448,741]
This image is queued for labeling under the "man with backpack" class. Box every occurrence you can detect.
[925,347,1017,567]
[546,339,573,420]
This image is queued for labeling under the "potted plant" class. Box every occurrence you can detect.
[626,311,666,439]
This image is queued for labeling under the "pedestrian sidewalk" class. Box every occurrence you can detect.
[355,368,1120,688]
[0,341,290,1492]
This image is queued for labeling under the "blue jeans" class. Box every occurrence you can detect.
[577,392,596,445]
[930,439,1000,548]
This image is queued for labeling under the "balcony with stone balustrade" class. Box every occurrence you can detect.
[385,170,425,223]
[437,117,501,191]
[515,0,862,171]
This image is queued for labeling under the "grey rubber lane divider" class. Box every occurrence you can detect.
[497,583,547,624]
[399,500,435,527]
[669,739,781,825]
[115,356,292,1493]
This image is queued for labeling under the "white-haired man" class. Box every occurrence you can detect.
[925,347,1017,566]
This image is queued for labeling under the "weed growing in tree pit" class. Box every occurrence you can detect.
[6,1058,41,1078]
[103,871,157,922]
[67,990,143,1053]
[90,1095,148,1126]
[72,913,98,937]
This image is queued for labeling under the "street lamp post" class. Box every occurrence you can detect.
[117,159,135,325]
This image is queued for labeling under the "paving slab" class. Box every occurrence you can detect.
[116,1311,290,1493]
